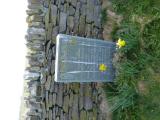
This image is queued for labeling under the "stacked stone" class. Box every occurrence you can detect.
[23,0,46,119]
[22,0,106,120]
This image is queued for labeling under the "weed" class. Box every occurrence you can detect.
[104,0,160,119]
[101,8,107,25]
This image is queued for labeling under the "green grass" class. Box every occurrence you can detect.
[101,8,107,25]
[103,0,160,120]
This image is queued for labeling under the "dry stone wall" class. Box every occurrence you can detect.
[22,0,108,120]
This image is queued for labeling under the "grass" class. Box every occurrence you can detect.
[101,8,107,26]
[103,0,160,120]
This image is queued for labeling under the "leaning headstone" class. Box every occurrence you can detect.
[55,34,116,82]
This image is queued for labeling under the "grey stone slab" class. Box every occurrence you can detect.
[24,71,40,80]
[55,34,116,82]
[51,5,57,26]
[71,0,77,7]
[86,0,94,23]
[94,5,101,28]
[67,16,74,31]
[68,6,75,16]
[59,12,67,33]
[56,84,63,107]
[27,27,45,36]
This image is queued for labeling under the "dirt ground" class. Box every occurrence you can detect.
[102,0,122,41]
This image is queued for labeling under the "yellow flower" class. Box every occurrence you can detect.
[99,64,107,72]
[117,38,126,48]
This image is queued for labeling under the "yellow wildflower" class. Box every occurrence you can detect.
[117,38,126,48]
[99,64,107,72]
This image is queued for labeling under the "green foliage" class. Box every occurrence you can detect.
[111,0,160,16]
[101,8,107,25]
[104,0,160,119]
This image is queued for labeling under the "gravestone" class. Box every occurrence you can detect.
[55,34,116,82]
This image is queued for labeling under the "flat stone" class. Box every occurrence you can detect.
[63,3,69,13]
[46,48,52,61]
[84,97,93,110]
[85,24,92,37]
[28,22,44,28]
[71,0,77,7]
[26,54,45,64]
[49,110,52,120]
[45,91,49,111]
[59,12,67,33]
[78,15,85,35]
[26,9,42,15]
[29,83,38,96]
[56,117,60,120]
[26,109,41,117]
[71,94,79,120]
[68,6,75,16]
[43,0,49,8]
[26,66,41,72]
[26,42,44,51]
[71,83,80,94]
[86,0,94,23]
[92,89,98,103]
[27,50,45,58]
[27,116,40,120]
[52,46,56,56]
[80,110,87,120]
[46,40,51,57]
[28,0,43,4]
[80,0,86,4]
[69,91,74,107]
[60,4,64,12]
[27,15,43,23]
[84,84,92,97]
[25,34,45,41]
[61,0,65,4]
[67,16,74,31]
[45,75,52,90]
[79,84,84,110]
[40,69,47,84]
[49,93,53,107]
[27,59,42,66]
[36,85,41,97]
[24,71,40,80]
[52,93,57,105]
[94,6,101,28]
[80,4,86,16]
[92,27,99,38]
[93,106,98,120]
[46,23,53,41]
[73,2,80,33]
[88,111,94,120]
[60,110,64,120]
[56,84,63,107]
[52,107,56,120]
[50,79,54,92]
[63,95,69,113]
[26,101,41,110]
[52,26,59,43]
[51,60,55,75]
[84,84,93,110]
[54,82,59,93]
[28,3,43,9]
[79,96,84,110]
[27,27,45,36]
[45,7,49,29]
[51,5,57,26]
[41,102,46,119]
